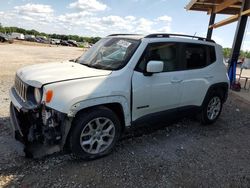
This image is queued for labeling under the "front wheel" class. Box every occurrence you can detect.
[200,93,223,125]
[70,107,121,160]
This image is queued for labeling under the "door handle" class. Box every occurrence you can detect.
[204,75,213,79]
[171,79,183,83]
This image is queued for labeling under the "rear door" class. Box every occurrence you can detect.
[179,43,217,107]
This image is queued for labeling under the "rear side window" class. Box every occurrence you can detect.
[185,44,216,70]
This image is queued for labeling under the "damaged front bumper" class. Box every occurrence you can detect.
[9,87,72,158]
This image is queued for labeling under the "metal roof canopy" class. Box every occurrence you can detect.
[186,0,250,29]
[186,0,243,15]
[186,0,250,86]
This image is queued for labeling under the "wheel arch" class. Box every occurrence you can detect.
[202,82,229,106]
[75,103,126,130]
[68,96,131,127]
[63,96,131,151]
[64,101,128,151]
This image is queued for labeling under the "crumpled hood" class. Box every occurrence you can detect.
[17,61,112,88]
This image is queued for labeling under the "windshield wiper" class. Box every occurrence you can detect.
[69,56,80,63]
[80,63,106,70]
[90,64,107,70]
[81,63,94,68]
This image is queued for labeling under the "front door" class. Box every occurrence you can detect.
[131,42,183,121]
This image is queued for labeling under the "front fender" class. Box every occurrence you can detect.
[68,96,131,126]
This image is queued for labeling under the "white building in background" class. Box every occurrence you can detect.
[10,32,25,40]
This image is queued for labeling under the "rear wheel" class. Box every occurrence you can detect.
[200,93,223,125]
[70,106,121,160]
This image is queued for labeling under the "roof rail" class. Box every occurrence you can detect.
[144,33,215,43]
[107,34,141,37]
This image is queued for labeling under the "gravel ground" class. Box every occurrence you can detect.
[1,43,250,188]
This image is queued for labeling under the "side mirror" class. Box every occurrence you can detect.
[146,60,164,74]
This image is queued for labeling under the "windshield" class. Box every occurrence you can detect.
[76,38,140,70]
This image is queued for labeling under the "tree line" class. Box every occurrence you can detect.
[1,24,250,54]
[223,48,250,59]
[0,23,101,44]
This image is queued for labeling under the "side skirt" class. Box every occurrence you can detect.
[131,105,201,127]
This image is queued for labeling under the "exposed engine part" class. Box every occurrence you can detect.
[42,105,59,128]
[10,102,73,158]
[18,105,63,145]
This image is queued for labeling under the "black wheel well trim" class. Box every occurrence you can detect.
[74,103,125,130]
[202,82,229,105]
[64,102,126,151]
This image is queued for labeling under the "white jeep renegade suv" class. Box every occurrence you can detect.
[9,33,229,159]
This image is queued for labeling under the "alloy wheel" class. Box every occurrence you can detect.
[207,96,221,121]
[79,117,115,154]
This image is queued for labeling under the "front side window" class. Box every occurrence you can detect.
[136,43,182,72]
[77,38,140,70]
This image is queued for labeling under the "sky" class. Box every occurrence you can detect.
[0,0,250,50]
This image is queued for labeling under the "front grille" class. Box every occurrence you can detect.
[14,75,28,102]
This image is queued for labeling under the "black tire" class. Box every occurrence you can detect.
[70,106,121,160]
[200,92,223,125]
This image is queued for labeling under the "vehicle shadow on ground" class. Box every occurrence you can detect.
[0,114,226,158]
[0,112,238,187]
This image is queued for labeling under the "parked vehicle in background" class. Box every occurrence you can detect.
[50,38,61,45]
[26,37,40,42]
[36,37,49,44]
[24,35,35,40]
[36,38,44,43]
[36,35,47,40]
[60,40,72,46]
[0,33,8,42]
[0,33,13,43]
[9,33,229,160]
[67,40,78,47]
[10,32,25,40]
